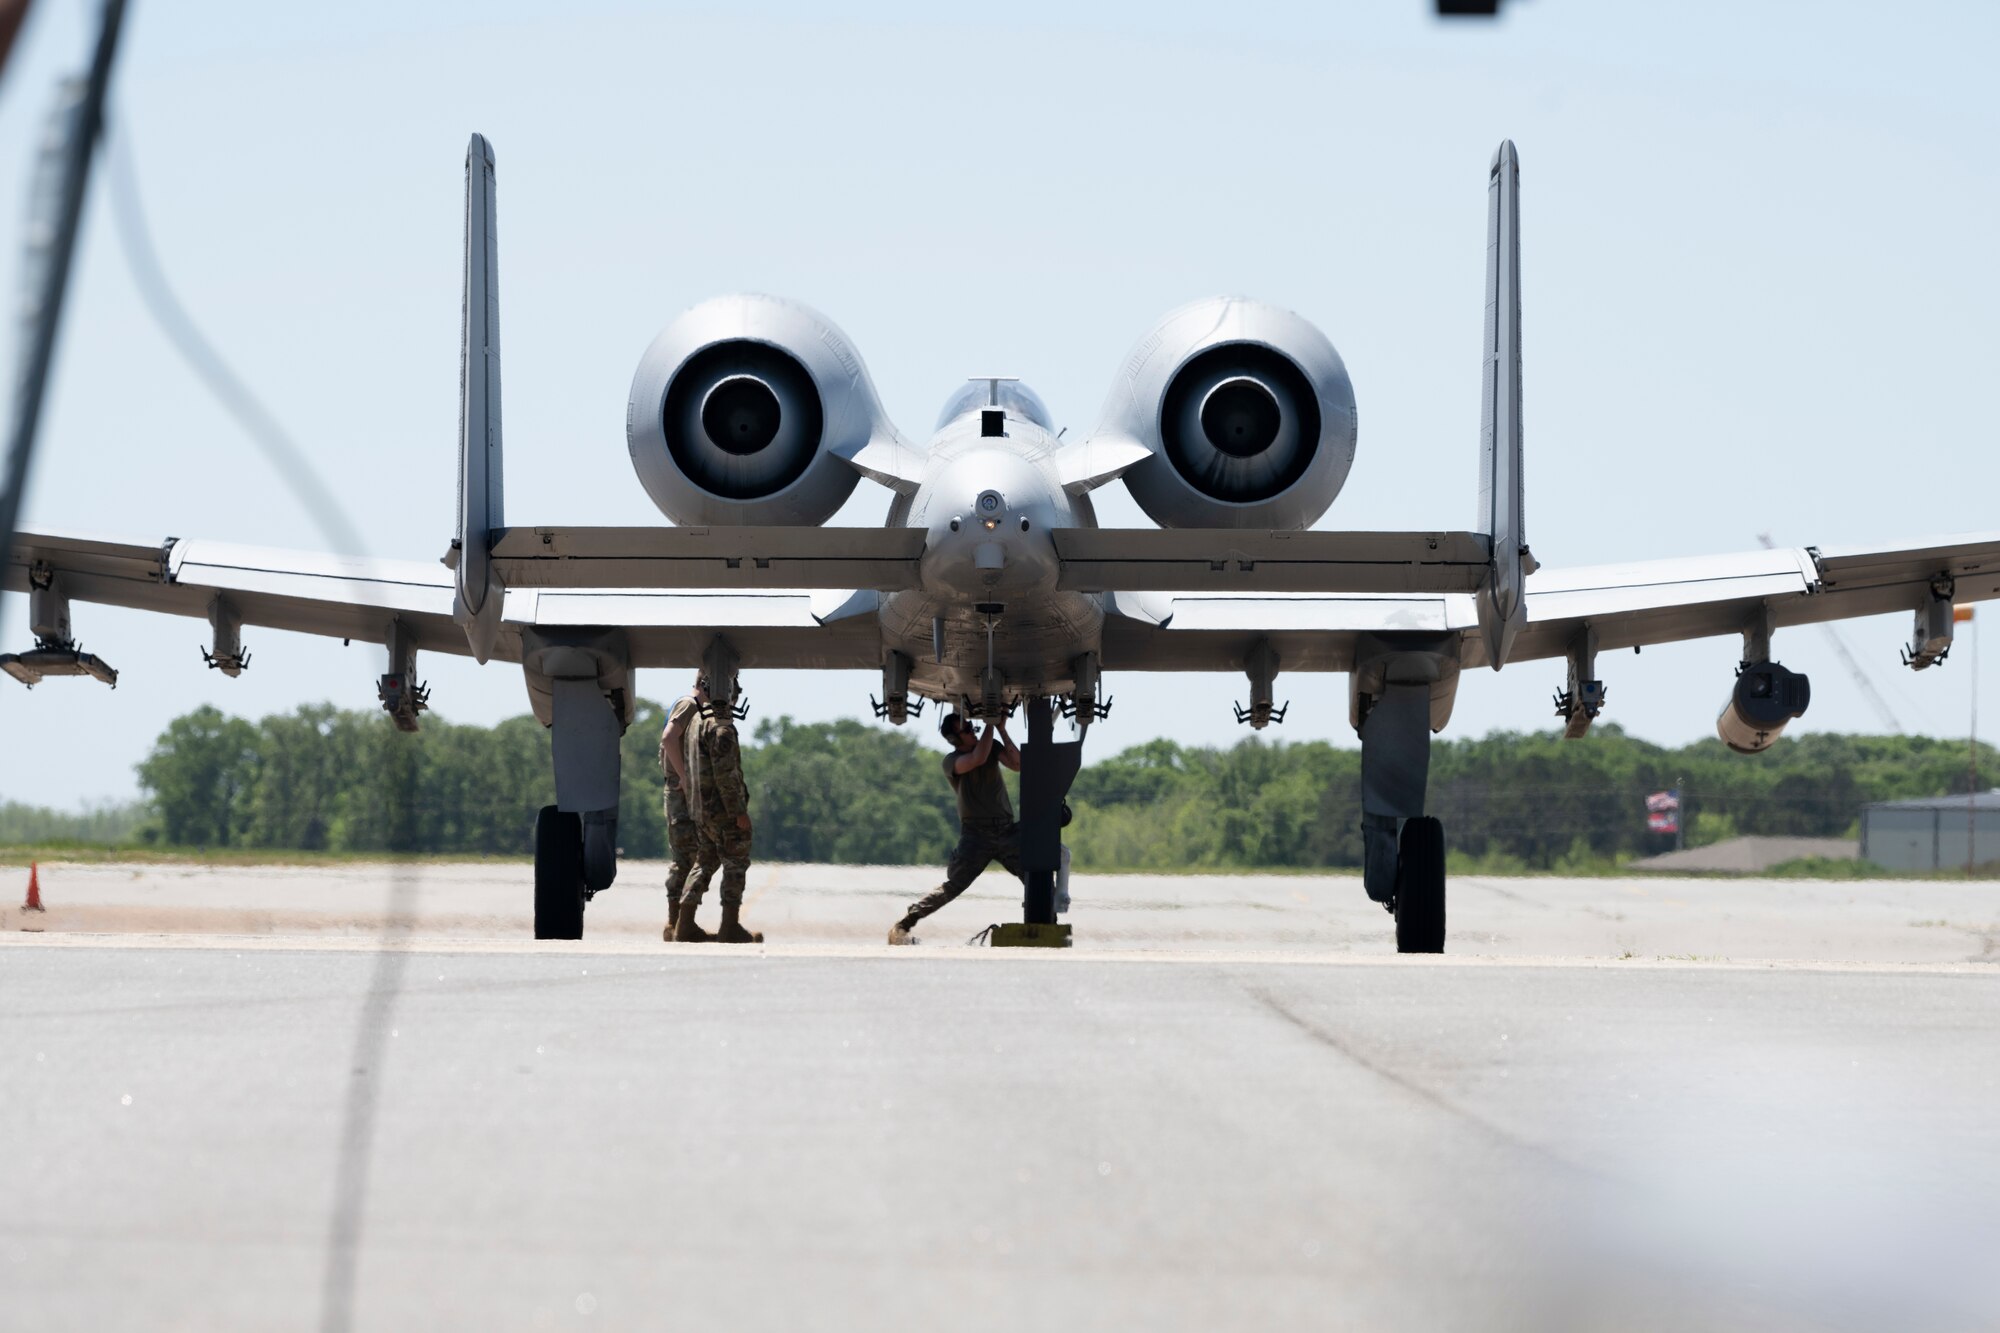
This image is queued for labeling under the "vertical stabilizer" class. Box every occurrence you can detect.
[1476,139,1527,670]
[455,133,505,662]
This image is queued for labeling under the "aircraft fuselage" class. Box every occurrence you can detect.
[879,398,1103,711]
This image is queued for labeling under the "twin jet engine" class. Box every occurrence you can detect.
[1089,297,1359,531]
[627,293,1360,532]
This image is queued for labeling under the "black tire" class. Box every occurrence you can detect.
[1393,815,1446,954]
[534,805,586,940]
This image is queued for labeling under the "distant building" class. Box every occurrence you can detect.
[1630,836,1855,873]
[1860,792,2000,871]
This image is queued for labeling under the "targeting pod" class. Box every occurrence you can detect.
[1717,661,1811,754]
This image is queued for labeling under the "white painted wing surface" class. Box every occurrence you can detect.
[1102,533,2000,675]
[5,529,463,651]
[1501,533,2000,667]
[1102,590,1481,673]
[5,530,879,671]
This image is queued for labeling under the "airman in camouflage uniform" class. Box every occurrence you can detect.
[676,683,763,944]
[656,677,707,941]
[889,710,1021,944]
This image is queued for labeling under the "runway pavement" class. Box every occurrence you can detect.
[3,861,1997,1331]
[5,858,1998,963]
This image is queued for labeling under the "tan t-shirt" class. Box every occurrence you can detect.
[944,746,1014,825]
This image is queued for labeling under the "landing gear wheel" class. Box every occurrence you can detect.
[1393,815,1446,954]
[534,805,586,940]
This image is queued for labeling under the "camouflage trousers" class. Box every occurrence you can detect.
[687,815,752,908]
[903,819,1023,924]
[663,788,700,899]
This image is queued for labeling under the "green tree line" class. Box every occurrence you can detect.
[6,701,1993,869]
[1066,726,1990,871]
[0,799,149,845]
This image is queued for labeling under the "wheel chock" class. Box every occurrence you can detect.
[987,922,1071,949]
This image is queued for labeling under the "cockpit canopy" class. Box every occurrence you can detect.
[934,379,1055,433]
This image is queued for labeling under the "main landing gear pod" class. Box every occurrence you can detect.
[1359,684,1447,955]
[1353,634,1460,954]
[521,627,633,940]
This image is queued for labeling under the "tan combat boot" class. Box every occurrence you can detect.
[716,900,764,944]
[887,913,919,945]
[673,895,711,943]
[663,889,683,942]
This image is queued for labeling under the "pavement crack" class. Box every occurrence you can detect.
[1460,878,1532,904]
[1244,983,1615,1187]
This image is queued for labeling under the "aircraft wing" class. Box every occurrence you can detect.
[1053,528,1490,595]
[1500,533,2000,668]
[1100,590,1480,672]
[1101,533,2000,674]
[3,529,882,672]
[487,525,923,592]
[4,528,466,648]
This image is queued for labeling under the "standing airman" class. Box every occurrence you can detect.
[657,675,707,941]
[676,675,764,943]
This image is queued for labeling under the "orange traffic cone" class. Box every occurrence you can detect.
[23,862,45,912]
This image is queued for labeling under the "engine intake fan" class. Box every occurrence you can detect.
[665,345,823,500]
[1161,347,1321,505]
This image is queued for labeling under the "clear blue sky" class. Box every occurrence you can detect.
[3,1,1996,808]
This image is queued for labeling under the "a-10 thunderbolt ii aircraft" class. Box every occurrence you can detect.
[7,136,1998,950]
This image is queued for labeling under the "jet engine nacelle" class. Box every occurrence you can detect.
[1089,297,1357,530]
[1717,661,1811,754]
[627,295,901,525]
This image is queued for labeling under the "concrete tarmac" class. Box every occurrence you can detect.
[5,859,1999,963]
[3,862,1998,1331]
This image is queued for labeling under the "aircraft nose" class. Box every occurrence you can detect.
[965,489,1014,562]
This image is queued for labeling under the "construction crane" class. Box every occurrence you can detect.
[1758,532,1904,733]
